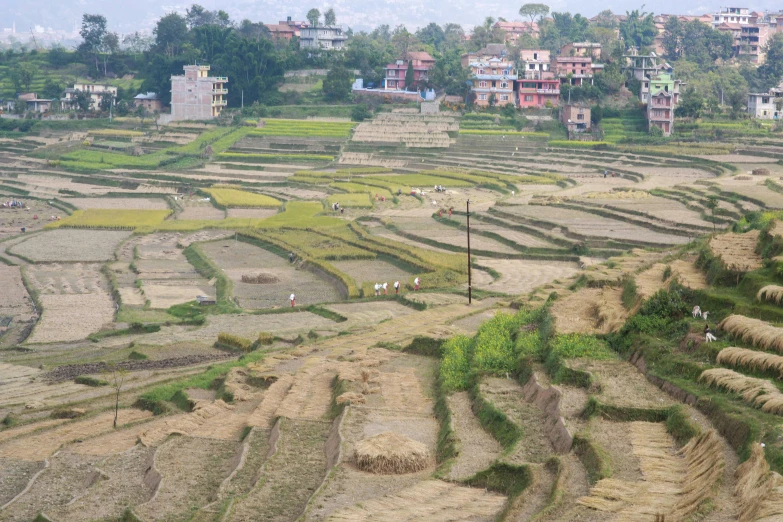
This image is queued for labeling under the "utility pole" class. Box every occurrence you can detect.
[467,199,472,305]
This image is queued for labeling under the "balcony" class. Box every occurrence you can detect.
[212,77,228,82]
[649,113,671,122]
[212,88,228,94]
[212,99,228,106]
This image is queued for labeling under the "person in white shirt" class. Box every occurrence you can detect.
[374,283,380,296]
[414,277,420,291]
[290,293,296,307]
[394,280,400,294]
[382,282,388,295]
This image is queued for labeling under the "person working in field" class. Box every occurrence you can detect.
[374,283,381,296]
[394,281,400,294]
[705,324,717,343]
[414,277,420,291]
[382,282,388,295]
[290,293,296,307]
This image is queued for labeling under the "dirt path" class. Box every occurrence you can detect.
[446,391,502,480]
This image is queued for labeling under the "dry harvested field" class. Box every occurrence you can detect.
[387,216,520,253]
[25,263,107,295]
[0,264,34,323]
[330,258,413,287]
[0,200,60,239]
[200,239,342,308]
[175,197,226,220]
[474,258,579,294]
[450,214,558,248]
[9,229,130,262]
[586,194,715,228]
[226,208,279,219]
[709,229,763,272]
[723,184,783,209]
[64,197,170,210]
[27,292,115,343]
[502,205,690,245]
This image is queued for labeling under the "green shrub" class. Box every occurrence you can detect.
[75,376,109,387]
[257,332,275,345]
[514,330,541,359]
[621,276,638,310]
[472,312,523,375]
[551,334,614,359]
[440,335,473,391]
[128,350,148,360]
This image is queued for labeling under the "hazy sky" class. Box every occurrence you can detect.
[2,0,770,34]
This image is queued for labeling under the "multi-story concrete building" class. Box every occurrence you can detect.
[461,43,507,68]
[469,58,517,107]
[645,72,683,136]
[519,49,551,75]
[624,49,671,84]
[560,103,591,132]
[559,42,602,60]
[553,56,594,86]
[494,20,539,43]
[170,65,227,121]
[711,7,751,27]
[299,26,347,50]
[748,86,783,119]
[383,53,435,91]
[518,72,560,108]
[740,24,771,63]
[62,83,118,111]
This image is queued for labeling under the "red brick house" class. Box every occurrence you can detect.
[553,56,594,86]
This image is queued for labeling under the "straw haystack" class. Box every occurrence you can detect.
[699,368,783,415]
[718,315,783,354]
[736,443,783,522]
[717,347,783,378]
[758,285,783,305]
[336,392,366,405]
[354,432,430,474]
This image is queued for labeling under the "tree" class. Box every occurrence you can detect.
[405,60,415,90]
[391,25,418,58]
[307,8,321,28]
[135,104,148,128]
[759,34,783,89]
[10,62,37,93]
[99,93,114,112]
[416,23,445,50]
[122,32,153,55]
[324,8,336,27]
[351,104,372,121]
[704,196,718,233]
[99,32,120,77]
[78,14,108,75]
[519,3,549,25]
[620,9,657,48]
[72,90,91,113]
[662,16,683,60]
[675,88,705,119]
[593,10,618,29]
[323,66,352,101]
[185,4,230,28]
[116,99,130,116]
[154,13,189,57]
[103,364,128,429]
[238,20,271,41]
[42,78,63,100]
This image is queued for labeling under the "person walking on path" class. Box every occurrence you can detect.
[382,282,388,295]
[394,280,400,294]
[290,293,296,307]
[414,277,420,291]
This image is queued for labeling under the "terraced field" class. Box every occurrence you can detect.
[1,111,783,521]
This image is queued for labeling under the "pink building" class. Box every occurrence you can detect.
[518,72,560,108]
[170,65,227,121]
[383,53,434,91]
[494,20,539,43]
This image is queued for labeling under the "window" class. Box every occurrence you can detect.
[500,82,508,88]
[478,69,484,74]
[479,81,487,88]
[500,95,509,101]
[524,95,534,101]
[529,64,536,70]
[577,114,584,120]
[479,94,487,100]
[533,52,538,60]
[763,97,770,104]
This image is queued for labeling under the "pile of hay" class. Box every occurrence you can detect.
[709,231,763,272]
[717,347,783,378]
[699,368,783,414]
[241,273,280,284]
[758,285,783,305]
[354,432,430,474]
[670,430,725,519]
[753,168,771,176]
[336,392,365,405]
[583,190,649,200]
[719,315,783,353]
[736,443,783,522]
